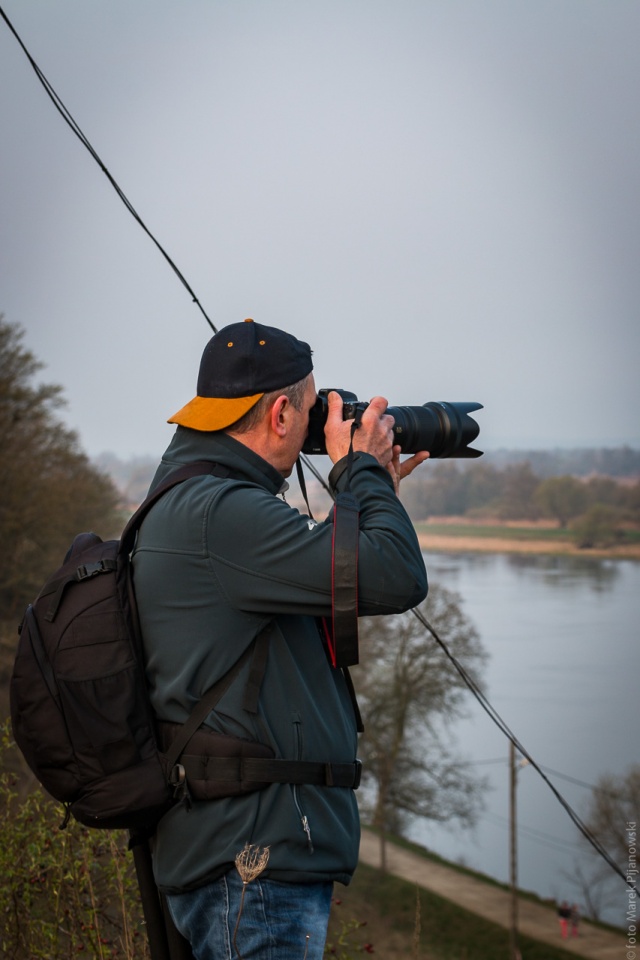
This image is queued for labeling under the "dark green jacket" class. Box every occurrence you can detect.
[132,426,427,892]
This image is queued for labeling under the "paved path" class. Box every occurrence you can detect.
[359,829,627,960]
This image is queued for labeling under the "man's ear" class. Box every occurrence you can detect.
[269,394,289,438]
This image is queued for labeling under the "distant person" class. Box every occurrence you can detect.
[570,903,580,937]
[557,900,571,938]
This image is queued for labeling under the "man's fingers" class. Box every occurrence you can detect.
[364,395,389,419]
[398,450,430,479]
[325,391,344,427]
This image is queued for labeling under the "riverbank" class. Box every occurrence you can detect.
[350,829,626,960]
[415,519,640,559]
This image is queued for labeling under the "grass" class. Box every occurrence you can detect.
[416,522,573,541]
[327,862,584,960]
[362,829,624,936]
[414,521,640,548]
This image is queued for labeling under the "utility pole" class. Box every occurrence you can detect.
[509,741,519,960]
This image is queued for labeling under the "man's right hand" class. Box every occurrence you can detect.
[324,391,396,468]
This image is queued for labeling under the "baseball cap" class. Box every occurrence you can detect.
[168,319,313,431]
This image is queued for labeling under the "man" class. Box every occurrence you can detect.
[133,318,428,959]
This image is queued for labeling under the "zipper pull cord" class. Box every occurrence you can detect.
[301,814,314,853]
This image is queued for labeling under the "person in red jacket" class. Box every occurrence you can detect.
[557,900,571,938]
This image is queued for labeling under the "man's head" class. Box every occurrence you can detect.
[168,319,316,476]
[169,318,313,431]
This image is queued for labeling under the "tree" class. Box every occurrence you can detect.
[572,765,640,921]
[0,318,120,715]
[584,475,640,521]
[498,462,541,520]
[570,504,625,549]
[401,462,464,519]
[534,475,588,528]
[401,461,504,520]
[354,586,487,870]
[584,765,639,865]
[464,462,504,514]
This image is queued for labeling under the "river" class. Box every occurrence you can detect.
[406,551,638,928]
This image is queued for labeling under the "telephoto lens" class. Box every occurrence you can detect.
[303,389,483,458]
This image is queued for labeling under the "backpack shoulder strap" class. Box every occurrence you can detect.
[120,460,230,553]
[163,624,271,773]
[122,461,273,782]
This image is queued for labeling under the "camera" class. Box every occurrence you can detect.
[303,389,483,459]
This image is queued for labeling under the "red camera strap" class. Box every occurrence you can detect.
[327,490,360,667]
[323,413,363,668]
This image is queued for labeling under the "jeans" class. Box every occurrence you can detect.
[167,870,333,960]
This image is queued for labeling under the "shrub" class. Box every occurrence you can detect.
[0,723,148,960]
[570,504,625,549]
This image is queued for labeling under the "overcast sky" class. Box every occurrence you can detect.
[2,1,639,459]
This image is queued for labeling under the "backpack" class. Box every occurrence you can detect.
[9,461,229,831]
[10,459,363,833]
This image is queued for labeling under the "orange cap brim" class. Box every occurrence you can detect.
[167,393,264,431]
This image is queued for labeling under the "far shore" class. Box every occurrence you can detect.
[415,519,640,560]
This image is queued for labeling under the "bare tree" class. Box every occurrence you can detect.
[571,764,640,921]
[354,585,488,869]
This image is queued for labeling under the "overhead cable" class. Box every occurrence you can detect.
[0,5,217,335]
[413,606,638,896]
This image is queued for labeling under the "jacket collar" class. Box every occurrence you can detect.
[151,426,286,496]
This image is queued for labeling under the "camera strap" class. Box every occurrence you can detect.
[294,454,359,668]
[324,414,363,669]
[328,490,360,667]
[295,457,314,520]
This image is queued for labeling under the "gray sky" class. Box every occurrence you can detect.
[2,1,639,458]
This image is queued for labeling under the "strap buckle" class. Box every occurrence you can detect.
[169,763,192,809]
[76,559,114,581]
[169,763,186,787]
[353,759,362,790]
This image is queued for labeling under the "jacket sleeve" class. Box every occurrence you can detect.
[204,453,427,617]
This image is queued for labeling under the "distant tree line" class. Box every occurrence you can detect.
[401,460,640,546]
[478,446,640,478]
[93,445,640,551]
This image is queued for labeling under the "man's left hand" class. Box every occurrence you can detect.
[387,447,430,496]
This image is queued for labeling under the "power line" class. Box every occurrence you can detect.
[0,5,217,335]
[412,606,638,897]
[467,757,508,766]
[479,810,581,856]
[537,765,605,794]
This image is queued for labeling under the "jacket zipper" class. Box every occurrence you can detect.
[292,716,314,853]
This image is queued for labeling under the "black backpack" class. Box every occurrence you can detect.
[9,461,228,831]
[10,459,363,833]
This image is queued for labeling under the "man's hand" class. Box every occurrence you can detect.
[324,391,429,493]
[386,446,430,496]
[324,392,394,465]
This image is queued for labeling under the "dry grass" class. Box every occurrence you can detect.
[415,517,640,558]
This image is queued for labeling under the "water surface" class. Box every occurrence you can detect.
[406,552,638,926]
